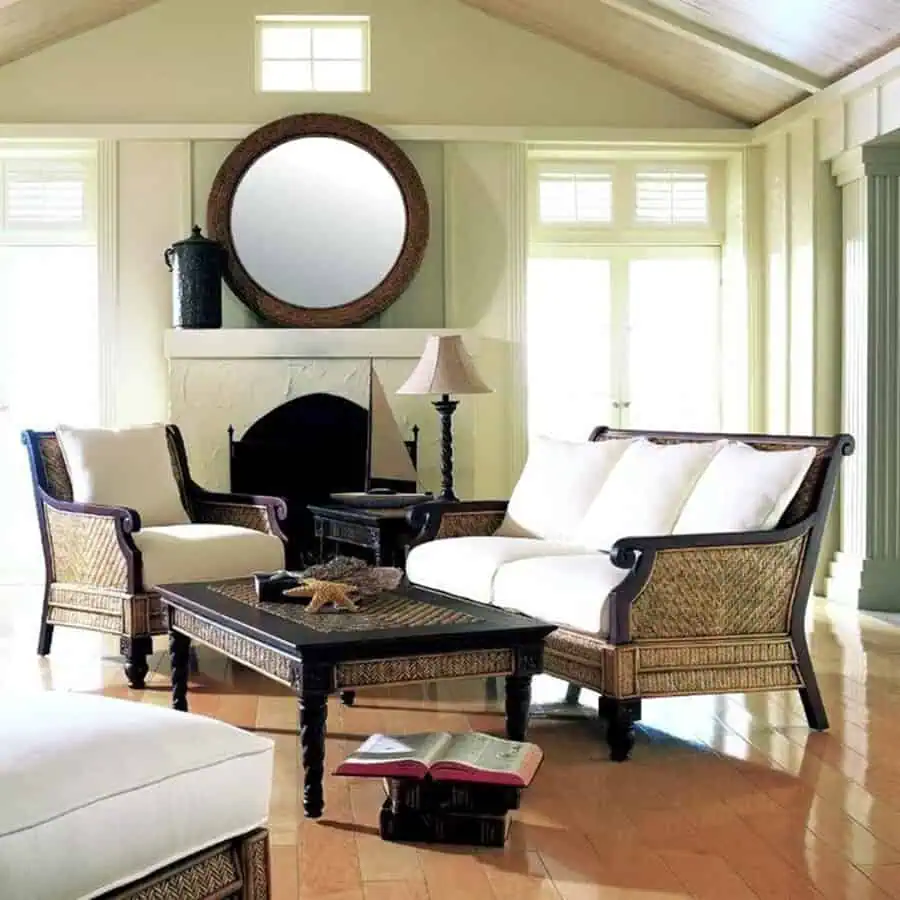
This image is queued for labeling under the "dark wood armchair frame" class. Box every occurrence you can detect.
[408,426,854,761]
[22,425,287,688]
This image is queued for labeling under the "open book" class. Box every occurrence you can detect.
[334,732,543,787]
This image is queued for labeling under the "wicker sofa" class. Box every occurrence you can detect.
[21,425,287,688]
[407,427,854,761]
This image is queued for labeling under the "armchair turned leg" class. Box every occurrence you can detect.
[121,636,152,689]
[794,635,829,730]
[599,697,641,762]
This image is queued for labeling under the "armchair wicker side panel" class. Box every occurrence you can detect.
[22,425,287,688]
[408,427,854,761]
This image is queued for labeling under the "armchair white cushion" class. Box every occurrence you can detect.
[674,442,817,534]
[133,524,285,588]
[492,553,630,636]
[57,423,190,527]
[405,536,589,605]
[575,438,726,551]
[496,435,633,541]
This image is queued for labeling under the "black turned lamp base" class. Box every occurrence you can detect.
[433,394,460,503]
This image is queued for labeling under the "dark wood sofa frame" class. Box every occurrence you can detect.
[21,426,287,688]
[408,426,855,761]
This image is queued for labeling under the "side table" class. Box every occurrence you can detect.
[308,503,417,567]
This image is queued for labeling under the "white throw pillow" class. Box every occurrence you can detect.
[57,423,190,527]
[495,435,633,542]
[674,441,817,534]
[575,438,726,551]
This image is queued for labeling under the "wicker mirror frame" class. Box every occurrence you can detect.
[207,113,430,328]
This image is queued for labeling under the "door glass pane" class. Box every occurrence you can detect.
[627,255,720,431]
[526,257,612,441]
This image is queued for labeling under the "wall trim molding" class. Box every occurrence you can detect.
[164,328,478,360]
[96,140,118,428]
[0,122,751,145]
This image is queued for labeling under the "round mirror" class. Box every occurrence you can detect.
[208,114,430,328]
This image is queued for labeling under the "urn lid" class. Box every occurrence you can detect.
[170,224,221,249]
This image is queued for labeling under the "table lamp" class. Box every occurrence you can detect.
[397,334,492,502]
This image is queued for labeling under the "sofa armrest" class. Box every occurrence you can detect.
[408,500,509,547]
[39,491,141,592]
[191,487,288,540]
[606,517,816,644]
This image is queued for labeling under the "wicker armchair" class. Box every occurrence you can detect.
[22,425,287,688]
[408,427,854,760]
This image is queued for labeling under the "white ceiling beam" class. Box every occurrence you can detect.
[596,0,828,94]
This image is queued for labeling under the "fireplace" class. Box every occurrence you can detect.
[229,387,419,567]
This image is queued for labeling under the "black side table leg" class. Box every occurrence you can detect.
[170,631,190,712]
[299,690,328,818]
[505,675,532,741]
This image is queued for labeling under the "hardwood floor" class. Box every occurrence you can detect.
[3,586,900,899]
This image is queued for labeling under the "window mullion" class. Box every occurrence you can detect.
[610,251,629,428]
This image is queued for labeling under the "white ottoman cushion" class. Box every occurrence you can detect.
[0,692,274,900]
[492,553,631,637]
[133,523,285,588]
[406,535,589,605]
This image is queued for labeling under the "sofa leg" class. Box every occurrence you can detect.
[795,636,829,730]
[600,697,640,762]
[564,684,582,705]
[121,636,152,689]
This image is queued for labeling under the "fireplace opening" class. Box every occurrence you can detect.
[229,391,418,567]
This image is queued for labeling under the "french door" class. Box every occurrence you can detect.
[526,245,722,441]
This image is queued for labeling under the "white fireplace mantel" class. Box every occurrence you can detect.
[164,328,477,360]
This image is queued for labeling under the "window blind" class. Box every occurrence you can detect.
[1,160,91,234]
[538,172,613,224]
[634,170,708,225]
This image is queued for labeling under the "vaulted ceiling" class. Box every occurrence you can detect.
[0,0,899,125]
[460,0,900,124]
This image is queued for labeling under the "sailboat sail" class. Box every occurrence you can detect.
[368,367,418,485]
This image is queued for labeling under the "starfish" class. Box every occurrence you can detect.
[284,579,359,613]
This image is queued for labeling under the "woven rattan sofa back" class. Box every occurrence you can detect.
[22,428,192,506]
[589,427,850,530]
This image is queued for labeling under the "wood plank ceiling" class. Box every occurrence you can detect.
[460,0,900,124]
[0,0,158,67]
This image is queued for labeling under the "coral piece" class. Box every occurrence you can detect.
[284,579,360,613]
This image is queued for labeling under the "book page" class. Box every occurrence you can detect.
[347,732,451,766]
[437,733,533,773]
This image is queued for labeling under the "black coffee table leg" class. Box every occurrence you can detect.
[170,630,190,712]
[300,690,328,818]
[505,675,532,741]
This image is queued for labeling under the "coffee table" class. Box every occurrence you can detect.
[156,578,557,819]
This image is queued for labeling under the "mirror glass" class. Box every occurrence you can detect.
[230,136,407,309]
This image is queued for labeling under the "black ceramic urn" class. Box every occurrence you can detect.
[164,225,225,329]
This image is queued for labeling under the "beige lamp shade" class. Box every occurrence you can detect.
[397,335,492,396]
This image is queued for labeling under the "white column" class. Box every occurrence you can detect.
[827,146,900,610]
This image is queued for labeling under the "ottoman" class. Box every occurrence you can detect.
[0,692,274,900]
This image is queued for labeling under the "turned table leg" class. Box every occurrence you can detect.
[504,675,532,742]
[299,690,328,818]
[170,631,190,712]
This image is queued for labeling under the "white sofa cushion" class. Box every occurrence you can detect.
[492,553,631,637]
[495,435,633,541]
[0,692,273,900]
[133,523,285,588]
[674,441,817,534]
[405,535,589,605]
[57,423,190,527]
[575,438,726,551]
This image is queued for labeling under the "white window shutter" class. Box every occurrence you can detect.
[3,161,89,231]
[538,172,613,224]
[635,170,708,225]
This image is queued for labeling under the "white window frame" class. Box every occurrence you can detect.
[255,15,370,94]
[527,242,723,431]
